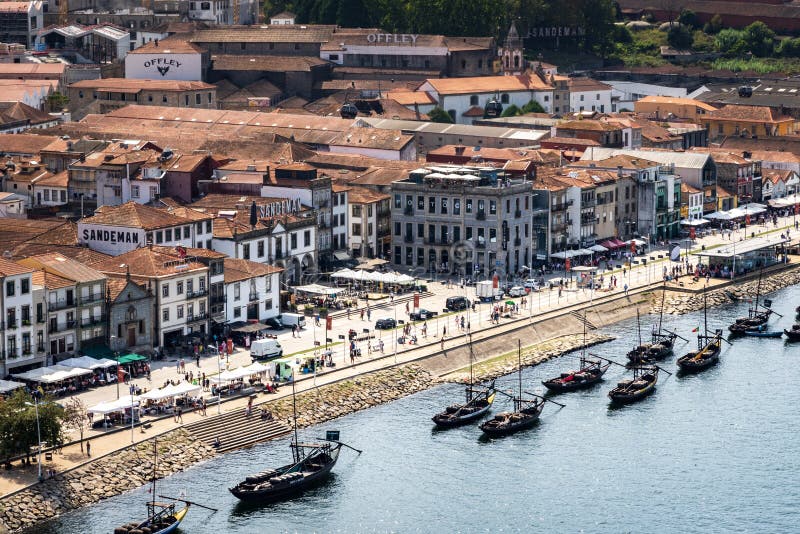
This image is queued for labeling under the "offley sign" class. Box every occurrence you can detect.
[142,57,183,77]
[366,33,419,45]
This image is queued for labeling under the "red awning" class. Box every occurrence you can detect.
[611,238,627,248]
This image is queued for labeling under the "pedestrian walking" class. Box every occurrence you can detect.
[347,308,351,320]
[360,308,365,320]
[379,339,384,353]
[201,398,207,416]
[292,324,297,338]
[405,302,409,314]
[367,308,371,321]
[624,283,629,296]
[86,441,91,457]
[442,325,447,339]
[422,322,428,337]
[175,360,180,373]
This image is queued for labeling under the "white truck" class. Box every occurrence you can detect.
[249,339,283,360]
[476,280,502,302]
[280,312,306,329]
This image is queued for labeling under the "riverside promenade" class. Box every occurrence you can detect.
[2,214,799,496]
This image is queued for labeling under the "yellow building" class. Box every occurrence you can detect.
[634,95,717,122]
[699,105,796,138]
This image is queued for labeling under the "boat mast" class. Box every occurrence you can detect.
[581,307,587,364]
[754,267,763,313]
[517,339,522,407]
[291,376,300,463]
[657,282,666,335]
[151,437,157,512]
[636,309,642,348]
[703,287,708,343]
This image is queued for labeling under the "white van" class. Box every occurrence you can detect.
[250,339,283,360]
[280,312,306,329]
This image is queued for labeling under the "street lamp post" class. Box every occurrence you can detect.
[27,395,43,482]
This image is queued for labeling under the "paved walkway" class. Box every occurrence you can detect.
[2,213,799,495]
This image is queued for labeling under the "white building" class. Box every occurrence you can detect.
[0,192,26,218]
[0,1,43,48]
[331,184,349,252]
[602,80,688,112]
[416,75,556,125]
[568,78,614,114]
[347,186,390,259]
[269,11,296,25]
[0,258,37,377]
[31,170,68,207]
[124,39,206,81]
[78,202,214,255]
[223,258,282,323]
[682,183,704,221]
[189,0,258,24]
[92,246,211,348]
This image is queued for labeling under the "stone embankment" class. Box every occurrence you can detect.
[0,430,215,533]
[653,267,800,316]
[442,333,615,383]
[269,364,434,429]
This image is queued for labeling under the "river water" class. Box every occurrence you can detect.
[36,285,800,533]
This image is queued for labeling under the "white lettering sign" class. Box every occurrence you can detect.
[142,57,183,77]
[366,33,419,45]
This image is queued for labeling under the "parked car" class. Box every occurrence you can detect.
[263,317,284,330]
[375,318,397,330]
[507,286,527,297]
[410,309,438,321]
[523,278,541,291]
[250,339,283,360]
[446,296,471,311]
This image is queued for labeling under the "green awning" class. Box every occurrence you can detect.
[81,344,114,359]
[117,353,147,364]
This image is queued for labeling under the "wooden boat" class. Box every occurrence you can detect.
[784,324,800,341]
[114,439,192,534]
[480,341,563,437]
[432,383,496,427]
[677,332,722,372]
[678,290,724,373]
[729,271,773,333]
[480,397,544,437]
[742,329,783,338]
[608,366,659,405]
[542,357,610,392]
[432,334,496,428]
[230,441,342,503]
[627,286,683,363]
[230,378,360,504]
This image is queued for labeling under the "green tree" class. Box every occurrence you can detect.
[0,390,65,463]
[62,397,88,453]
[703,13,723,34]
[46,91,69,112]
[336,0,373,27]
[521,100,545,113]
[501,104,522,117]
[678,9,699,29]
[715,28,745,56]
[778,37,800,58]
[428,107,454,123]
[667,24,693,50]
[742,21,775,57]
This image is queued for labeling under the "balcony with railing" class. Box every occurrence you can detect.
[5,319,16,330]
[187,313,209,323]
[186,289,209,300]
[580,213,598,225]
[551,200,574,212]
[49,299,76,311]
[80,315,106,327]
[48,320,76,334]
[79,293,104,306]
[249,291,260,302]
[210,295,225,306]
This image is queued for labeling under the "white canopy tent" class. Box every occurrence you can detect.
[88,395,140,415]
[768,194,800,208]
[330,269,416,285]
[241,361,270,374]
[293,284,346,296]
[12,365,93,384]
[589,244,608,252]
[58,356,117,370]
[140,382,201,400]
[0,379,25,394]
[680,218,711,226]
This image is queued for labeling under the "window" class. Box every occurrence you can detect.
[206,221,212,233]
[176,281,183,295]
[162,95,167,103]
[417,223,424,238]
[21,278,29,294]
[352,223,362,236]
[429,197,436,213]
[417,195,424,210]
[234,283,240,300]
[6,281,14,297]
[162,308,169,321]
[243,243,250,260]
[489,200,497,215]
[257,240,265,258]
[183,226,190,238]
[234,307,241,318]
[131,185,140,198]
[394,222,401,236]
[265,299,273,311]
[466,199,473,213]
[165,229,172,241]
[352,205,362,217]
[290,233,297,249]
[184,95,189,106]
[441,198,448,214]
[177,305,184,319]
[544,95,549,102]
[580,95,584,101]
[501,94,509,104]
[304,230,311,247]
[490,228,497,242]
[394,194,401,209]
[469,95,479,106]
[199,277,205,291]
[162,284,169,298]
[208,92,212,103]
[44,189,50,201]
[187,304,194,318]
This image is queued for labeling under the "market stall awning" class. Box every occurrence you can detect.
[356,257,389,270]
[0,379,25,394]
[116,353,147,365]
[88,395,140,415]
[333,251,352,261]
[680,218,711,226]
[231,322,269,334]
[589,244,608,252]
[80,344,114,360]
[12,365,92,383]
[294,283,346,296]
[59,356,117,369]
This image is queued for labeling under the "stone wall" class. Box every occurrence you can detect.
[653,266,800,316]
[0,430,216,533]
[442,333,615,383]
[269,365,435,429]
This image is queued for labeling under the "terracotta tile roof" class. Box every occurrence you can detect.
[19,253,106,283]
[0,3,32,13]
[763,168,794,184]
[571,154,660,170]
[7,162,51,183]
[346,186,389,204]
[188,194,291,210]
[91,246,207,278]
[159,205,214,222]
[0,133,57,155]
[0,218,72,250]
[462,106,485,117]
[223,258,283,284]
[0,101,56,127]
[33,169,68,187]
[150,244,226,259]
[716,185,735,198]
[82,202,198,231]
[635,95,718,112]
[191,26,336,44]
[541,136,601,146]
[12,243,110,264]
[385,91,436,106]
[749,150,800,164]
[106,277,138,301]
[0,257,33,277]
[557,120,623,132]
[33,270,74,290]
[681,183,702,194]
[567,78,611,92]
[422,74,552,96]
[211,54,328,72]
[70,78,216,92]
[705,105,793,123]
[330,128,412,151]
[127,37,204,55]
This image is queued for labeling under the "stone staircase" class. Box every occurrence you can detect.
[184,407,292,453]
